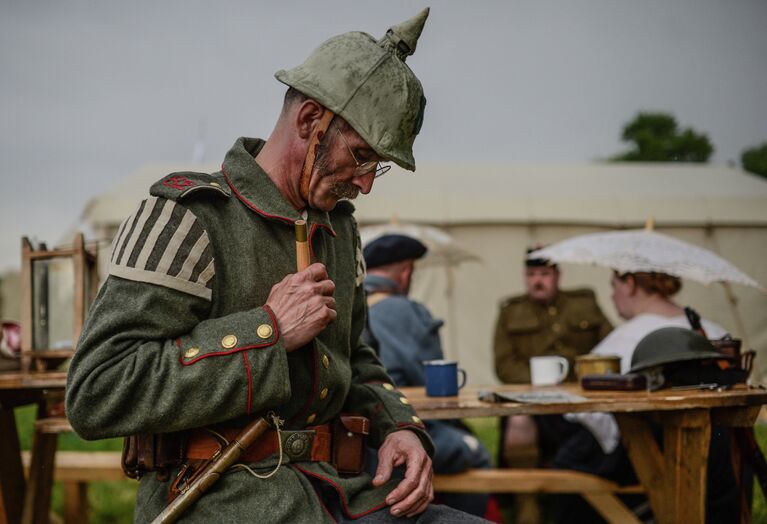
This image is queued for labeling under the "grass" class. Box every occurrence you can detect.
[13,408,767,523]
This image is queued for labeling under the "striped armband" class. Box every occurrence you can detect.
[109,197,214,300]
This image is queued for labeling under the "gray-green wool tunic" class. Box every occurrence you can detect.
[66,137,432,523]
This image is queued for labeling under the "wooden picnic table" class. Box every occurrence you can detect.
[3,374,764,524]
[400,383,767,524]
[0,372,67,524]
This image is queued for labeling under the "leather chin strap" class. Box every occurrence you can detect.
[299,110,336,204]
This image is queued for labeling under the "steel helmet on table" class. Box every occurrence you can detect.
[275,8,430,172]
[629,327,730,373]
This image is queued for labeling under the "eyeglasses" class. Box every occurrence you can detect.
[333,123,391,178]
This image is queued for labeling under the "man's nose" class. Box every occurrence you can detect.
[352,172,375,194]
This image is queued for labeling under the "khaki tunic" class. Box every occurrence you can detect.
[493,289,613,384]
[66,137,431,523]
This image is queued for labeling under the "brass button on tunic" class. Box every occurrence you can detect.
[257,324,273,339]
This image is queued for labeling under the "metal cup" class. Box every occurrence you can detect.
[575,354,621,381]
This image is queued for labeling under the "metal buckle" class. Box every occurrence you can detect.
[281,430,315,462]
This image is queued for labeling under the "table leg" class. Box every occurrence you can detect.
[21,403,59,524]
[615,413,666,519]
[0,406,25,524]
[660,409,710,524]
[616,409,710,524]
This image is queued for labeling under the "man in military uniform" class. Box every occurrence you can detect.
[493,248,613,384]
[492,247,612,524]
[362,234,494,518]
[66,9,486,523]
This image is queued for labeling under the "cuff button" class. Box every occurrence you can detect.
[257,324,273,339]
[184,347,200,358]
[221,335,238,349]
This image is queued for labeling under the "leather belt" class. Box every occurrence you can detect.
[186,424,332,464]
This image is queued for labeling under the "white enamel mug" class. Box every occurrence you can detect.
[529,356,569,386]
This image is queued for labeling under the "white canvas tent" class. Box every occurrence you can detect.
[80,162,767,385]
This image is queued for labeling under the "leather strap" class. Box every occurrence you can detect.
[299,110,335,203]
[186,424,332,464]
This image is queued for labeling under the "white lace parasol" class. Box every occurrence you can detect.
[529,229,763,290]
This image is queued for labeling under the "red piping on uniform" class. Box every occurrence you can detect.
[222,166,294,225]
[396,422,426,430]
[308,223,338,261]
[178,306,280,366]
[301,466,339,523]
[242,352,253,415]
[313,222,337,238]
[179,340,275,366]
[309,224,318,260]
[294,465,388,519]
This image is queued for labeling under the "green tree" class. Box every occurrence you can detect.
[741,142,767,179]
[611,112,714,162]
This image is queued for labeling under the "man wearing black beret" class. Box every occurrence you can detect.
[362,233,494,519]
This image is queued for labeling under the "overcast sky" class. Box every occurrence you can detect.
[2,0,766,272]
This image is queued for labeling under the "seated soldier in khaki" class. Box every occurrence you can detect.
[492,247,612,524]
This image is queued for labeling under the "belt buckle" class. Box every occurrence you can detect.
[282,430,315,462]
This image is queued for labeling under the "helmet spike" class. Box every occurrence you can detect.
[379,7,430,61]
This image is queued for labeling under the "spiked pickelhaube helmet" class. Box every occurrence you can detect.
[275,8,429,172]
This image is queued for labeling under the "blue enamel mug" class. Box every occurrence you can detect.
[423,360,467,397]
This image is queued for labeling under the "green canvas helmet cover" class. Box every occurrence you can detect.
[275,8,430,171]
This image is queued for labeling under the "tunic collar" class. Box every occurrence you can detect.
[221,137,335,234]
[364,275,402,295]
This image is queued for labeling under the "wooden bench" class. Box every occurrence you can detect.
[24,452,645,524]
[434,468,644,524]
[22,450,124,524]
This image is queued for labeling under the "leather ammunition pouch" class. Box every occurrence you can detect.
[121,432,185,481]
[333,414,370,475]
[120,414,370,480]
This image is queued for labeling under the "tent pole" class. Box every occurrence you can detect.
[704,225,751,348]
[445,262,457,360]
[721,281,750,349]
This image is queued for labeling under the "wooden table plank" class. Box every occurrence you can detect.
[400,384,767,419]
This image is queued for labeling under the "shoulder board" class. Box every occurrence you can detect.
[563,288,597,299]
[150,172,231,202]
[332,200,356,215]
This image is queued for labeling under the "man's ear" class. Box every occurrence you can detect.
[295,99,327,140]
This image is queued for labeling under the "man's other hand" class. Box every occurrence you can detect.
[265,263,336,351]
[372,430,434,517]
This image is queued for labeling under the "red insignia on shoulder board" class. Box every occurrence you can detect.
[163,175,196,191]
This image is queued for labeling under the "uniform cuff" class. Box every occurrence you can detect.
[178,305,282,365]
